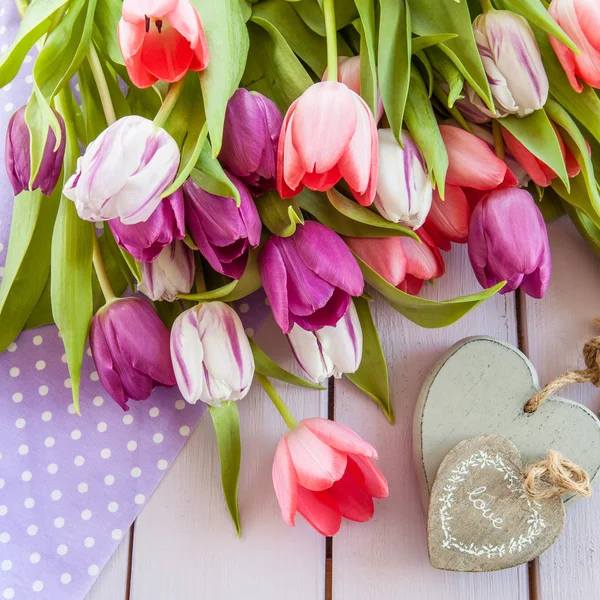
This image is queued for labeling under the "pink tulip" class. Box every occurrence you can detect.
[440,124,517,191]
[398,231,445,295]
[423,186,471,251]
[277,81,378,206]
[272,418,388,536]
[323,56,384,122]
[502,126,581,187]
[118,0,209,89]
[549,0,600,92]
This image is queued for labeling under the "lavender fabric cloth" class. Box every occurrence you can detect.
[0,4,270,599]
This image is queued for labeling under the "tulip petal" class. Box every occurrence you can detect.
[140,26,195,83]
[287,326,334,383]
[344,237,407,287]
[279,101,305,198]
[272,437,298,527]
[346,454,389,499]
[291,287,351,332]
[301,165,343,191]
[576,0,600,53]
[502,129,554,187]
[122,0,178,21]
[286,425,347,491]
[117,18,145,62]
[259,240,291,333]
[328,468,374,522]
[296,486,342,536]
[164,0,201,47]
[401,233,445,281]
[303,417,378,459]
[424,186,470,248]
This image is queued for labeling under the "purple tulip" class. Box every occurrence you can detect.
[219,89,282,194]
[109,188,186,262]
[183,171,261,279]
[90,298,176,411]
[259,221,364,334]
[5,106,66,196]
[468,188,551,298]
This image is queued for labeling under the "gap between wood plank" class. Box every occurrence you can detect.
[326,377,335,600]
[126,523,135,600]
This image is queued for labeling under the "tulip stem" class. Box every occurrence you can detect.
[480,0,494,11]
[154,79,185,128]
[88,44,117,126]
[14,0,29,18]
[492,120,505,161]
[256,373,297,429]
[324,0,338,82]
[92,235,117,303]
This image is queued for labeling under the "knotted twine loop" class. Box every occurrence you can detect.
[524,450,592,501]
[524,329,600,414]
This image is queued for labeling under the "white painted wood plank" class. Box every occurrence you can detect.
[84,531,130,600]
[521,219,600,600]
[333,244,529,600]
[129,318,327,600]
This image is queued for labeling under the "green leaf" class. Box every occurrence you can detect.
[500,109,569,189]
[354,0,378,117]
[426,45,464,107]
[412,33,458,54]
[98,224,135,291]
[297,188,416,237]
[552,174,600,230]
[532,184,566,223]
[378,0,411,141]
[415,50,434,97]
[404,65,448,197]
[566,204,600,259]
[77,59,109,142]
[24,278,53,330]
[251,0,328,77]
[191,141,240,205]
[255,191,304,237]
[291,0,359,36]
[192,0,249,156]
[51,92,94,415]
[497,0,577,53]
[0,0,69,87]
[242,21,313,113]
[326,188,418,239]
[346,297,393,423]
[208,402,242,536]
[0,188,60,352]
[356,255,505,328]
[94,0,125,65]
[407,0,493,111]
[250,339,326,390]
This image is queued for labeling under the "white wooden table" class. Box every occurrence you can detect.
[85,218,600,600]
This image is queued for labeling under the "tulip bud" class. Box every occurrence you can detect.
[472,11,549,117]
[374,129,433,228]
[64,116,180,225]
[423,186,471,251]
[468,188,552,298]
[109,188,185,262]
[549,0,600,92]
[219,89,283,194]
[138,240,195,302]
[170,301,255,406]
[259,221,364,334]
[5,106,66,196]
[183,171,261,279]
[287,301,363,383]
[90,298,176,411]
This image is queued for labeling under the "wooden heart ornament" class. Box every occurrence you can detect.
[413,337,600,508]
[428,435,565,572]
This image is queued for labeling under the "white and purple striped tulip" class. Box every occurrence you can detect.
[63,115,180,224]
[472,11,548,118]
[287,301,363,383]
[170,301,255,406]
[219,89,283,195]
[138,240,195,302]
[5,106,66,196]
[374,129,433,228]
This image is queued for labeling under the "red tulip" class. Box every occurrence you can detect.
[502,126,581,187]
[549,0,600,92]
[440,124,517,190]
[277,82,378,206]
[118,0,209,89]
[423,186,471,251]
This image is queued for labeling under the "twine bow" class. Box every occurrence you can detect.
[524,331,600,413]
[524,450,592,501]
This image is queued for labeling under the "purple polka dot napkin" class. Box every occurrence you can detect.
[0,4,270,599]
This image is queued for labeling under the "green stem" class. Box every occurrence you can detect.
[14,0,29,18]
[480,0,494,11]
[433,84,472,133]
[324,0,338,82]
[256,373,297,429]
[87,45,117,126]
[93,235,117,302]
[492,120,505,161]
[154,79,185,128]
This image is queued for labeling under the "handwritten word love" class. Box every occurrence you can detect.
[467,487,504,530]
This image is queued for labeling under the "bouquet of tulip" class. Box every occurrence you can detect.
[1,0,600,537]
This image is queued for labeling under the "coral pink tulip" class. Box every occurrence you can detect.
[277,81,378,206]
[440,124,517,190]
[272,418,388,535]
[118,0,209,89]
[502,126,581,187]
[549,0,600,91]
[423,186,471,251]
